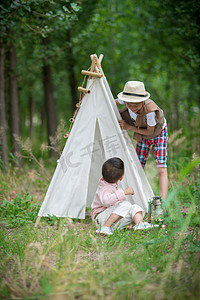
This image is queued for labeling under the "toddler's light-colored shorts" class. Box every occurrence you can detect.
[95,201,144,231]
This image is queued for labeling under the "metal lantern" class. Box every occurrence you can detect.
[148,196,163,223]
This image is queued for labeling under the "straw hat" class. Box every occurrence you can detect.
[117,81,150,103]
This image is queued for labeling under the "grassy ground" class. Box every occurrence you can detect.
[0,132,200,300]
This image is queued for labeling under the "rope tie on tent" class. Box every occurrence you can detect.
[64,67,98,140]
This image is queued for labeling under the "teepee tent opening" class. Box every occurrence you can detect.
[35,54,154,227]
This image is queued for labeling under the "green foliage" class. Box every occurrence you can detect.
[1,0,81,38]
[0,143,200,299]
[1,0,200,161]
[0,205,199,299]
[0,193,40,228]
[1,0,200,297]
[0,158,7,171]
[178,157,200,181]
[0,153,20,171]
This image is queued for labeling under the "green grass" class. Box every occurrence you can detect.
[0,214,199,299]
[0,138,199,299]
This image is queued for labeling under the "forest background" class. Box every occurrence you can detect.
[0,1,200,299]
[0,0,199,164]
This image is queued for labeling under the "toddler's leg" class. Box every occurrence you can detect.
[95,206,124,235]
[96,214,122,235]
[133,211,143,225]
[96,202,132,234]
[103,214,122,227]
[112,204,144,230]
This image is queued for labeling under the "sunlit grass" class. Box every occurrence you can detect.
[1,210,199,299]
[0,132,199,299]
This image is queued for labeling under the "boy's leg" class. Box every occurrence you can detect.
[152,126,168,198]
[158,167,168,199]
[136,140,151,168]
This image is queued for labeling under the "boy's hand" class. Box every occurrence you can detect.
[119,120,133,131]
[124,187,134,195]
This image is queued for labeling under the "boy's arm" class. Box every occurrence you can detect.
[118,120,155,136]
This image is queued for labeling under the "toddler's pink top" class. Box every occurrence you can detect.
[91,178,125,220]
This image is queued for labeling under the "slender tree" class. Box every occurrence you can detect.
[8,42,21,165]
[42,37,58,158]
[0,41,8,166]
[66,29,78,112]
[29,85,34,139]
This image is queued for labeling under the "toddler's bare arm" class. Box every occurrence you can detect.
[124,187,134,195]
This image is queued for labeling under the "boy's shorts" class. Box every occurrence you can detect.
[136,125,168,168]
[95,201,144,231]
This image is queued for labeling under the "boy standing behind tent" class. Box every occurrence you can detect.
[115,81,168,199]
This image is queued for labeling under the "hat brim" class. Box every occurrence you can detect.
[117,91,150,103]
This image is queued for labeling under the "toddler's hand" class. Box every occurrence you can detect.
[124,187,134,195]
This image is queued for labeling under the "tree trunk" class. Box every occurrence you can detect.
[29,86,34,139]
[0,43,8,166]
[172,76,179,130]
[66,30,78,112]
[196,4,200,107]
[42,38,58,158]
[40,104,46,141]
[8,43,21,165]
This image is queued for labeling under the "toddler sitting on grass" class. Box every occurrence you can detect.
[91,157,145,235]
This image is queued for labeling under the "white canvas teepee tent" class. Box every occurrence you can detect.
[35,54,154,226]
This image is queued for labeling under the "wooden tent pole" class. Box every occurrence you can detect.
[94,54,105,77]
[81,70,102,78]
[90,54,96,71]
[34,216,41,227]
[99,54,104,64]
[89,54,104,77]
[78,87,90,93]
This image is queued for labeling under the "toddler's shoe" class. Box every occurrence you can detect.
[96,226,113,235]
[133,222,159,230]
